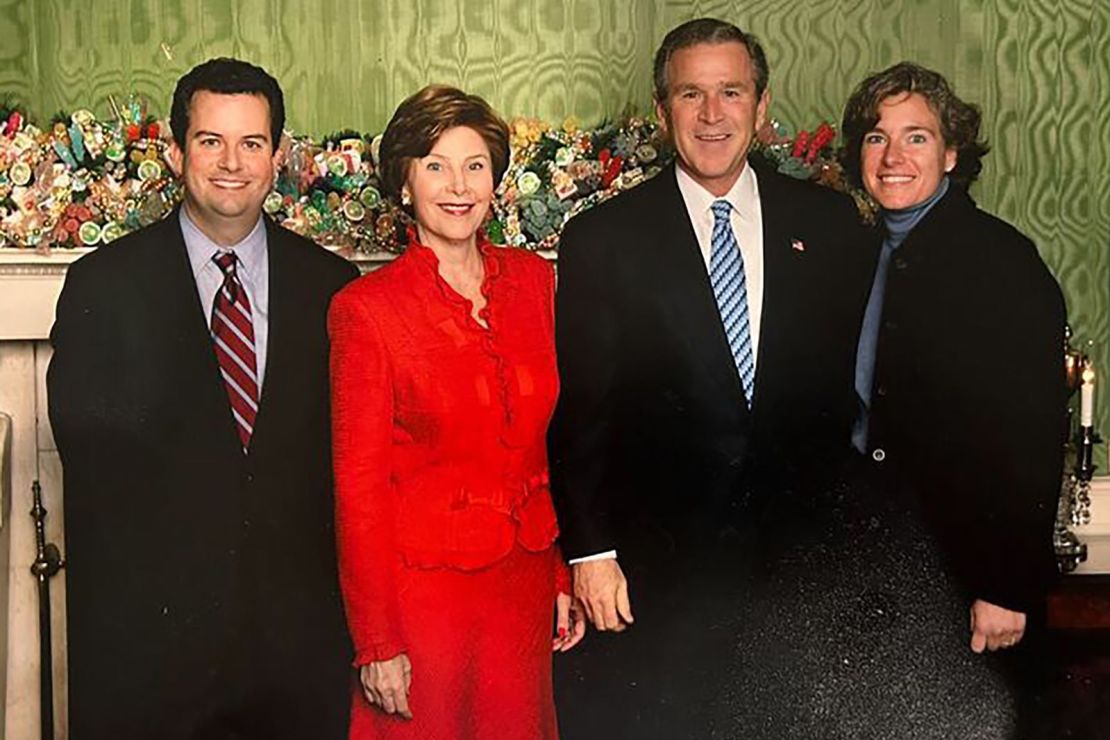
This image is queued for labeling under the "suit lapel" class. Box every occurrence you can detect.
[751,166,792,412]
[247,219,291,460]
[646,165,749,406]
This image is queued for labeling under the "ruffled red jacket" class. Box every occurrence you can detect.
[329,232,568,665]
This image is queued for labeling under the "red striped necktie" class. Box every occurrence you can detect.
[211,251,259,451]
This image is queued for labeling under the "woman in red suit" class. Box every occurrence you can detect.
[328,85,584,739]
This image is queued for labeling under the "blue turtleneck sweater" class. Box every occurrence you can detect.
[851,176,951,453]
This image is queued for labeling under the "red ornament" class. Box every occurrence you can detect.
[125,123,141,143]
[3,111,22,137]
[791,130,810,159]
[601,154,623,188]
[146,122,160,139]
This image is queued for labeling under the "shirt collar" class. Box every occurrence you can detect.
[180,207,268,281]
[674,160,759,223]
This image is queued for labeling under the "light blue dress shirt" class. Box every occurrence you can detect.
[179,208,270,390]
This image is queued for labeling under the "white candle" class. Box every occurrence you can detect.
[1080,365,1096,428]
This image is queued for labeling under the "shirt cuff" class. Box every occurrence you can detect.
[568,550,618,564]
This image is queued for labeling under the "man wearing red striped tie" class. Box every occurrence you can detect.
[49,58,359,740]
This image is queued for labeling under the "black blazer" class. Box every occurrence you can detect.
[48,210,359,740]
[549,161,873,559]
[864,185,1067,615]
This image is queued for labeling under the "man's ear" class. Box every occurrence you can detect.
[755,87,771,132]
[654,98,670,137]
[167,140,184,178]
[271,130,288,171]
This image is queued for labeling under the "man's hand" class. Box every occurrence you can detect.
[553,592,587,652]
[360,653,413,719]
[572,559,634,632]
[969,599,1026,653]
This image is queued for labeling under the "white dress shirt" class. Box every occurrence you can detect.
[568,162,767,566]
[180,209,271,389]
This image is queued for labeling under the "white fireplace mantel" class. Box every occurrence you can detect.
[0,248,91,341]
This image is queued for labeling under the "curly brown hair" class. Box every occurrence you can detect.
[378,85,511,206]
[840,62,989,188]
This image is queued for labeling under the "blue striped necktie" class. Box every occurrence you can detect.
[710,200,755,407]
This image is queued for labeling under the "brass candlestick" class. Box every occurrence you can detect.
[1055,326,1091,572]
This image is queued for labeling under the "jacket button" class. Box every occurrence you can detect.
[876,385,887,398]
[871,448,886,462]
[893,257,908,270]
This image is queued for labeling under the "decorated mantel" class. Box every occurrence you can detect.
[0,101,1106,738]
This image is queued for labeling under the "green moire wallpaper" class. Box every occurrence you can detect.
[1,0,1108,432]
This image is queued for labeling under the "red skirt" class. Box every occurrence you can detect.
[349,545,559,739]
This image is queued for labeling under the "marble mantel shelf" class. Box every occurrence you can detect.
[0,245,557,342]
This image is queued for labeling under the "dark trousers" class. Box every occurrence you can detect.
[554,519,753,739]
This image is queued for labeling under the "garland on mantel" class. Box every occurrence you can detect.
[0,97,870,254]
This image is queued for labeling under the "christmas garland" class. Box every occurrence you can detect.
[0,97,867,253]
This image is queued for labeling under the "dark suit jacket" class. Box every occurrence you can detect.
[864,185,1067,615]
[48,209,359,740]
[549,161,873,560]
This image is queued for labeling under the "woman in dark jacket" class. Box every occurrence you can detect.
[841,62,1067,645]
[720,63,1067,739]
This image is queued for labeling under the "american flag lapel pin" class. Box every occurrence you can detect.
[791,238,806,252]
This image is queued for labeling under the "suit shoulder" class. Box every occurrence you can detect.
[272,222,360,284]
[564,169,670,235]
[756,165,860,219]
[63,216,177,282]
[959,206,1063,307]
[963,207,1046,267]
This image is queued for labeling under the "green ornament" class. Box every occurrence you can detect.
[343,200,366,222]
[101,221,125,243]
[78,221,103,246]
[137,159,162,181]
[105,142,126,162]
[486,218,505,244]
[554,147,575,167]
[327,154,349,177]
[263,192,284,214]
[10,161,32,186]
[359,186,381,208]
[516,171,541,196]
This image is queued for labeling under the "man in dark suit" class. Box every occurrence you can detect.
[48,58,359,739]
[549,17,872,735]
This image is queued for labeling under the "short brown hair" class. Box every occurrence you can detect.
[653,18,769,106]
[378,85,511,204]
[841,61,989,188]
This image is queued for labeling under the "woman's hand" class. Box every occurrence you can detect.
[969,599,1026,653]
[553,592,587,652]
[360,653,413,719]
